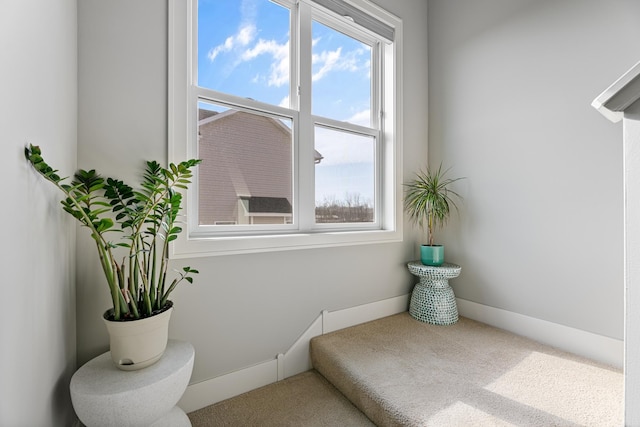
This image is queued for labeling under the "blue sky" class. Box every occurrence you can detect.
[198,0,374,205]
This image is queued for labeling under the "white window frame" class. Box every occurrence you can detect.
[168,0,403,258]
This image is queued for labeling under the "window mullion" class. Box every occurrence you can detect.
[372,40,382,226]
[371,41,381,130]
[297,1,315,231]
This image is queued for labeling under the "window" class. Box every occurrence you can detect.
[169,0,403,257]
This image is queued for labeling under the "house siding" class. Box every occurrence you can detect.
[198,111,293,225]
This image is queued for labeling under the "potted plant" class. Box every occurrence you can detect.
[404,163,464,266]
[25,144,201,370]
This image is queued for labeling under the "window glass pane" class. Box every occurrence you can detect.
[198,0,291,108]
[315,126,374,223]
[198,101,293,226]
[312,20,371,127]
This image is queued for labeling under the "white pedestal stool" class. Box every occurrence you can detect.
[70,339,194,427]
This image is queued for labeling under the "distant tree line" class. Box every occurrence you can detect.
[315,193,374,223]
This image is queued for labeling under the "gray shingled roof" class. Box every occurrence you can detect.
[240,196,292,214]
[199,110,218,121]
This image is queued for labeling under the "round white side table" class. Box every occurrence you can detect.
[408,261,461,325]
[70,339,194,427]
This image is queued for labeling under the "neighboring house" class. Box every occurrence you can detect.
[198,109,323,225]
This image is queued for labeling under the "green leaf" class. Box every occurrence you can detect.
[404,163,464,245]
[96,218,114,232]
[26,146,201,318]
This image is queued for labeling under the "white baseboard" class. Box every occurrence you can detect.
[280,314,323,379]
[178,295,623,414]
[178,294,409,413]
[178,359,278,414]
[456,298,623,368]
[322,295,410,334]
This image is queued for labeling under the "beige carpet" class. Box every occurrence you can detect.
[189,312,622,426]
[311,313,623,427]
[188,369,375,426]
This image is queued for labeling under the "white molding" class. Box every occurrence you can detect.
[178,295,623,414]
[322,294,409,333]
[177,294,409,413]
[172,230,404,259]
[281,314,323,379]
[456,298,623,368]
[178,359,278,414]
[592,60,640,123]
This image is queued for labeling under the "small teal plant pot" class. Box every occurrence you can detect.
[420,245,444,266]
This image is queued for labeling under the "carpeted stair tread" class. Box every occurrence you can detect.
[310,312,622,427]
[188,369,375,426]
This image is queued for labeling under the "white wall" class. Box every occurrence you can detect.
[76,0,425,383]
[428,0,640,340]
[0,0,77,425]
[622,100,640,425]
[8,0,636,422]
[75,0,639,391]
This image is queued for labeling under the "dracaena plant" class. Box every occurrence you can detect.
[25,144,201,321]
[404,163,464,246]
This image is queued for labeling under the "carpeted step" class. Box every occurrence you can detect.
[188,370,375,427]
[310,312,622,427]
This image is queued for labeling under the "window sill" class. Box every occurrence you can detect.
[170,228,403,259]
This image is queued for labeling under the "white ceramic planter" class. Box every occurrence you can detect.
[103,305,173,371]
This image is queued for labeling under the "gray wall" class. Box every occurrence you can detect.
[5,0,636,422]
[75,0,639,388]
[1,0,77,425]
[428,0,640,340]
[76,0,425,382]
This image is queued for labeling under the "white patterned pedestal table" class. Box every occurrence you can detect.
[408,261,461,325]
[70,339,194,427]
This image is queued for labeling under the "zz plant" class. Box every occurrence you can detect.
[25,144,201,321]
[404,163,464,246]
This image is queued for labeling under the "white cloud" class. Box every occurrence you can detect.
[312,47,364,82]
[314,126,374,166]
[206,6,369,95]
[237,24,255,45]
[208,23,256,62]
[242,39,289,87]
[312,48,342,82]
[207,22,290,87]
[346,109,371,127]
